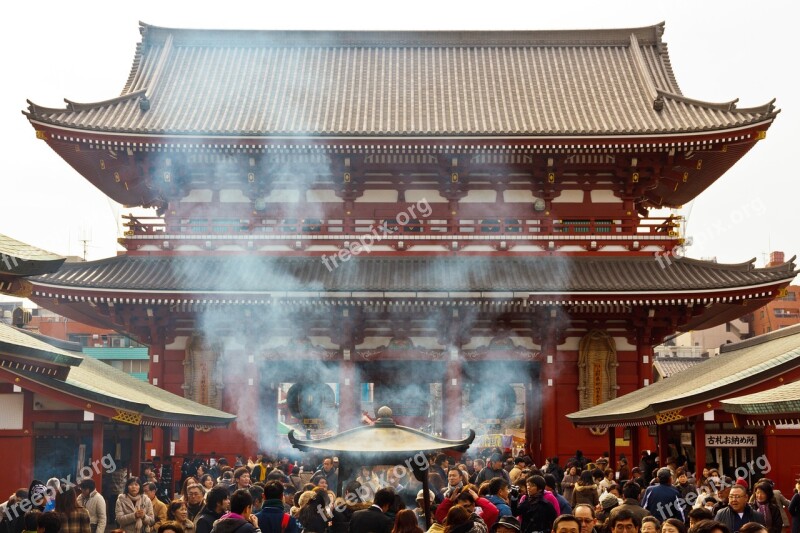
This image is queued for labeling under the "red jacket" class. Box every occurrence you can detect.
[434,496,499,529]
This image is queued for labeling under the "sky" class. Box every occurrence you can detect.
[0,0,797,270]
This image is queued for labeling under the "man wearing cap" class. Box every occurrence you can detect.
[510,458,528,485]
[477,454,512,485]
[598,492,620,522]
[413,489,435,530]
[641,468,685,522]
[491,515,522,533]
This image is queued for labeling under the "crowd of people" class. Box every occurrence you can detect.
[2,448,800,533]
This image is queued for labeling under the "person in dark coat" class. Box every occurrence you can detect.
[255,481,299,533]
[349,487,395,533]
[511,477,557,533]
[330,481,371,533]
[641,469,685,523]
[210,489,259,533]
[610,481,649,525]
[715,485,765,533]
[788,480,800,533]
[750,481,782,533]
[195,487,230,533]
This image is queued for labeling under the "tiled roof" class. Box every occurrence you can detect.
[653,357,707,379]
[24,22,777,137]
[0,322,83,367]
[567,323,800,427]
[0,233,64,277]
[0,321,235,426]
[721,379,800,416]
[29,254,797,294]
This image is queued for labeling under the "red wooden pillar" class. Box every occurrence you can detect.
[637,338,656,454]
[160,427,171,467]
[657,424,670,467]
[694,417,706,475]
[148,341,166,388]
[444,348,463,439]
[259,380,279,452]
[21,389,35,484]
[540,336,558,464]
[525,379,541,460]
[608,428,617,470]
[339,356,358,430]
[130,425,143,478]
[92,416,105,492]
[638,342,654,388]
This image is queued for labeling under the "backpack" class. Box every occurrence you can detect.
[280,513,289,533]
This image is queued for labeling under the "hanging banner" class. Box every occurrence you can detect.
[705,433,757,447]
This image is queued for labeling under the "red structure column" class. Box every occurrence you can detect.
[657,425,670,467]
[92,417,104,491]
[608,429,617,470]
[637,341,656,453]
[444,348,463,439]
[694,417,706,474]
[339,355,358,430]
[540,335,558,464]
[525,380,541,460]
[148,341,166,387]
[259,379,279,452]
[130,426,142,478]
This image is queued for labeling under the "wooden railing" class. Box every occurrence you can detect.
[120,214,681,252]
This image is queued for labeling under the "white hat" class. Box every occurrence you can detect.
[416,489,435,501]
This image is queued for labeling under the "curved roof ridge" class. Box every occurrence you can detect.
[63,89,148,112]
[720,322,800,353]
[657,40,682,95]
[137,20,669,48]
[658,89,777,115]
[26,90,148,117]
[674,256,757,271]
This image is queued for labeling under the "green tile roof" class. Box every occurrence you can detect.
[0,233,64,276]
[0,322,235,427]
[567,323,800,427]
[0,323,83,367]
[82,347,150,360]
[721,379,800,415]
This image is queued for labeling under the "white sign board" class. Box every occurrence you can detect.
[705,433,757,447]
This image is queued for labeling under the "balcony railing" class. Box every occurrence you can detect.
[120,214,681,252]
